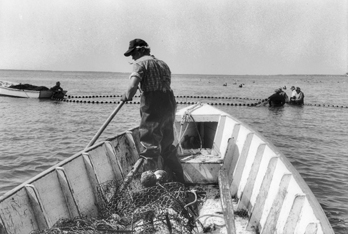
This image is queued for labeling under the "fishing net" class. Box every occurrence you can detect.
[100,180,195,233]
[32,179,199,234]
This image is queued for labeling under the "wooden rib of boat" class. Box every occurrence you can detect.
[0,81,67,99]
[0,103,334,234]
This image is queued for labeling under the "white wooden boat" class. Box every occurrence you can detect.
[0,81,66,99]
[0,103,334,234]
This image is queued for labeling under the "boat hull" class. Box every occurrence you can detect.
[0,81,66,99]
[0,87,66,99]
[0,103,334,234]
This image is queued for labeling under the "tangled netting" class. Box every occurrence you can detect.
[32,180,199,234]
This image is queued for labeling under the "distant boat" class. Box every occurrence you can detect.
[0,81,67,99]
[0,103,334,234]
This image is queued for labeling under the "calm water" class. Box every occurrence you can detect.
[0,70,347,233]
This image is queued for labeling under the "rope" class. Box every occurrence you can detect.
[195,214,226,228]
[176,103,204,154]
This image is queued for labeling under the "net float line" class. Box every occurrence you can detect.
[64,94,265,101]
[52,98,267,107]
[54,96,348,108]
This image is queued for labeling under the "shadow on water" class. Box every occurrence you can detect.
[268,105,285,115]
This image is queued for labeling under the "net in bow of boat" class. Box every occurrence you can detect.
[32,180,197,234]
[99,180,194,233]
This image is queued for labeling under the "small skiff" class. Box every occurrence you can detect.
[0,103,333,234]
[0,81,67,99]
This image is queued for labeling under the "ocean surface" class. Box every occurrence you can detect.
[0,70,347,233]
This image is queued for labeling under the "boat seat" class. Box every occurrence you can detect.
[178,148,223,184]
[178,148,223,164]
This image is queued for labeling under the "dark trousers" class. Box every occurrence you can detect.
[139,90,184,183]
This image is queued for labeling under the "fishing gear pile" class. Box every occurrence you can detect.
[31,176,204,233]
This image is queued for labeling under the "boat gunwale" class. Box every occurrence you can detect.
[0,129,134,203]
[0,86,42,94]
[0,81,66,98]
[177,103,333,233]
[228,110,333,233]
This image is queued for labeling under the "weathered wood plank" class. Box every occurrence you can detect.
[258,157,291,231]
[305,222,318,234]
[272,176,304,232]
[283,195,306,234]
[293,196,323,233]
[108,134,137,176]
[104,141,125,183]
[219,117,239,160]
[247,157,278,231]
[212,115,227,156]
[124,131,140,161]
[56,167,81,218]
[130,127,142,154]
[224,123,241,182]
[182,162,221,184]
[231,132,254,196]
[0,215,7,234]
[62,155,98,217]
[31,170,72,226]
[236,134,265,199]
[86,144,115,185]
[238,143,266,211]
[82,153,104,211]
[25,184,50,230]
[248,146,277,207]
[218,169,236,234]
[0,188,38,234]
[222,128,238,168]
[262,174,292,234]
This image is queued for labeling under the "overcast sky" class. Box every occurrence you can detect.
[0,0,347,75]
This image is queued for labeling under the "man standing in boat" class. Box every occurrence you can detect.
[121,38,185,183]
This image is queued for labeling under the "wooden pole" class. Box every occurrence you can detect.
[85,101,125,149]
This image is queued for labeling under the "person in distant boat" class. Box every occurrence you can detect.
[268,88,286,106]
[279,88,289,103]
[50,81,63,92]
[290,86,296,100]
[290,87,304,105]
[121,38,184,183]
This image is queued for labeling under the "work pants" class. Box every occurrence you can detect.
[139,90,184,183]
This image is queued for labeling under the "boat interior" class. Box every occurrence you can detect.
[0,104,332,234]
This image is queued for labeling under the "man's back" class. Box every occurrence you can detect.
[132,56,171,92]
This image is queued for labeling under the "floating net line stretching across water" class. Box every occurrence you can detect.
[53,94,348,108]
[53,99,265,106]
[64,94,265,101]
[53,94,269,106]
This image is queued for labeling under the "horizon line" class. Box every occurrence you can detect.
[0,68,346,76]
